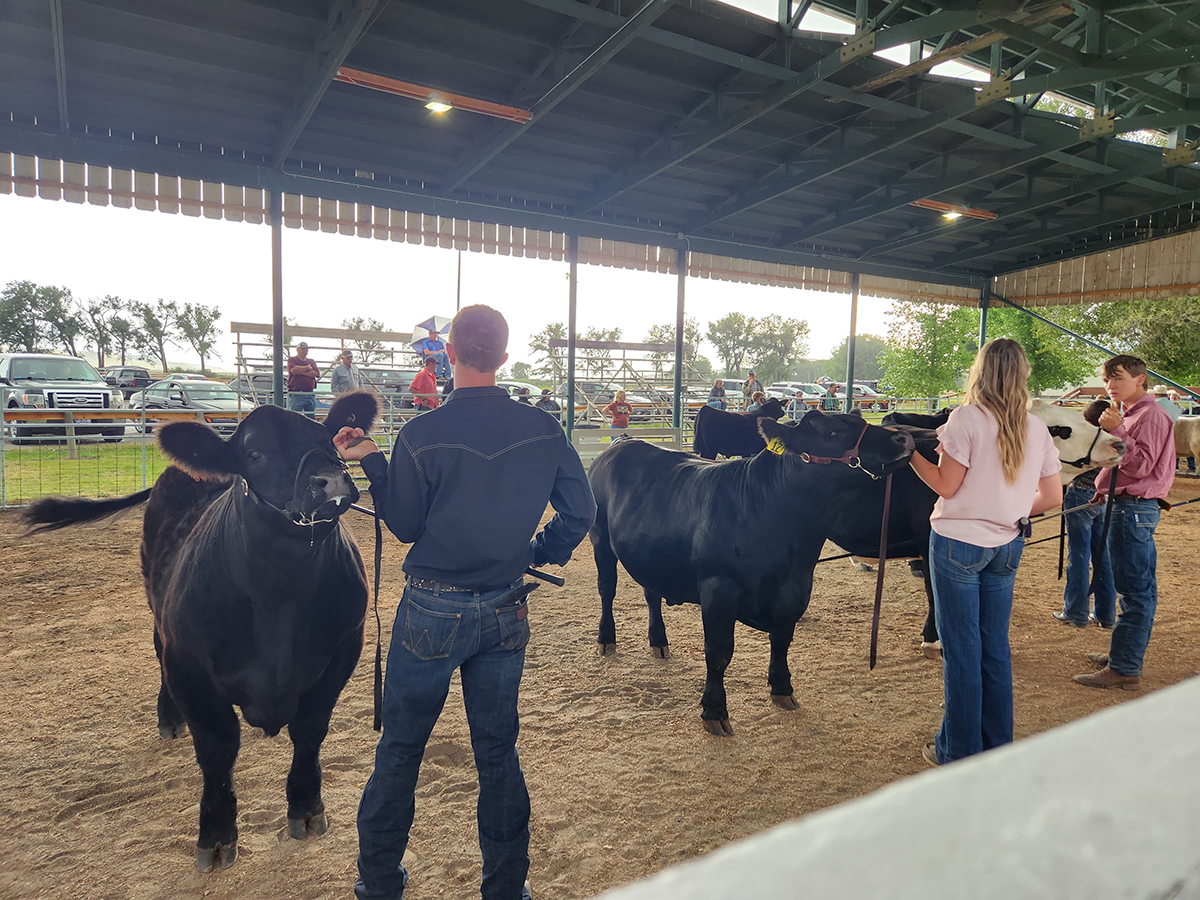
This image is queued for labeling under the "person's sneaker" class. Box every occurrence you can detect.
[1073,666,1141,690]
[1053,611,1087,628]
[1087,652,1109,666]
[1088,614,1115,629]
[922,742,940,768]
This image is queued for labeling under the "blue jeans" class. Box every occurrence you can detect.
[1106,499,1160,677]
[425,351,450,379]
[930,531,1024,764]
[1059,483,1116,626]
[355,581,532,900]
[287,392,316,417]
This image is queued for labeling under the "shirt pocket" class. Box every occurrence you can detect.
[495,601,531,651]
[402,596,462,660]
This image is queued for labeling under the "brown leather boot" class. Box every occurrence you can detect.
[1073,666,1141,690]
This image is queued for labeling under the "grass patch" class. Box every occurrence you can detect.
[1,437,171,506]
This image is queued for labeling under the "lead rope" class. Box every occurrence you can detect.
[372,507,383,732]
[869,472,892,670]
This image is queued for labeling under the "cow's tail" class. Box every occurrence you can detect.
[23,489,152,535]
[692,407,709,458]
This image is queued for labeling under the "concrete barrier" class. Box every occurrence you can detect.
[597,677,1200,900]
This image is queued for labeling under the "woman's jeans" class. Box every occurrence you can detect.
[930,531,1024,765]
[1059,483,1116,626]
[355,581,532,900]
[1106,498,1160,677]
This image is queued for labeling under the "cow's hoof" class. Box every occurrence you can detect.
[597,643,616,656]
[701,717,734,737]
[771,693,800,711]
[921,641,942,660]
[158,722,187,740]
[650,645,670,659]
[196,841,237,872]
[288,812,328,840]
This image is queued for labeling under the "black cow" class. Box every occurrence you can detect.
[24,392,381,871]
[692,396,787,459]
[589,411,914,736]
[881,409,951,430]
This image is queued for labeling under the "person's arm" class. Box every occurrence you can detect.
[909,447,968,499]
[531,436,598,567]
[1029,473,1063,516]
[1105,405,1173,480]
[602,401,616,416]
[334,426,427,543]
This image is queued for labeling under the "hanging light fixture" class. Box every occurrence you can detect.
[335,67,533,123]
[424,93,453,114]
[910,198,996,220]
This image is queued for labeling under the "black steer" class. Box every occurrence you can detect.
[589,411,914,736]
[692,396,786,459]
[24,391,381,871]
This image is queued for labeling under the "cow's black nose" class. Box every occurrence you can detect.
[1111,439,1126,454]
[311,472,358,505]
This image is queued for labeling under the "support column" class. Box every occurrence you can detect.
[673,242,687,431]
[979,286,989,349]
[270,190,285,407]
[566,233,578,441]
[844,272,859,414]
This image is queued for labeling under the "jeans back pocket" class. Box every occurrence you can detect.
[496,602,531,651]
[403,596,462,660]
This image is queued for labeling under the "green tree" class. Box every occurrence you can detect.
[0,280,45,352]
[82,295,125,369]
[581,326,621,381]
[706,312,754,376]
[644,317,702,380]
[529,322,567,384]
[1067,296,1200,385]
[109,315,134,366]
[826,334,886,384]
[178,303,222,374]
[37,286,84,356]
[748,314,810,386]
[511,361,532,381]
[132,299,181,373]
[988,305,1097,393]
[341,316,389,365]
[878,302,979,397]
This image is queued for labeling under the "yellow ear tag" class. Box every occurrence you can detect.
[766,437,786,455]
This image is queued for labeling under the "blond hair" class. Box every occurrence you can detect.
[964,338,1031,484]
[615,390,626,402]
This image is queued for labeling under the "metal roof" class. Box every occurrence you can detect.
[3,0,1200,288]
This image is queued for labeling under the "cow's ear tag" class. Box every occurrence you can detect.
[766,437,786,455]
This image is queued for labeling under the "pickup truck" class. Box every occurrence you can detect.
[103,365,156,398]
[2,352,125,441]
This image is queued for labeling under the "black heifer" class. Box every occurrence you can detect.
[692,396,786,459]
[24,392,381,871]
[590,412,914,736]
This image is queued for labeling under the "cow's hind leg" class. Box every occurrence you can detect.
[645,588,669,658]
[153,629,186,739]
[592,524,619,656]
[768,625,800,711]
[286,633,362,840]
[698,578,738,737]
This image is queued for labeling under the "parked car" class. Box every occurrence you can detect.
[552,381,654,421]
[835,383,889,411]
[1,352,125,441]
[129,380,244,435]
[497,380,542,401]
[227,373,336,412]
[104,365,155,398]
[766,382,826,407]
[159,372,210,382]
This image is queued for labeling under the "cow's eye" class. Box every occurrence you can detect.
[247,450,264,463]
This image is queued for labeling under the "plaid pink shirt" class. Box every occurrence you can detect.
[1094,393,1175,500]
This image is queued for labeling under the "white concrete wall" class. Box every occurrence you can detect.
[597,677,1200,900]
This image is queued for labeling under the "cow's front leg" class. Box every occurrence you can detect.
[698,578,737,737]
[286,632,362,840]
[593,528,619,655]
[644,588,669,658]
[768,625,799,710]
[153,628,186,739]
[181,699,241,871]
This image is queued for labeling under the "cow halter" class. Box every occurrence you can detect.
[768,421,883,479]
[1055,425,1104,470]
[242,444,351,530]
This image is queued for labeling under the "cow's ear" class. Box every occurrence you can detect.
[325,390,383,437]
[157,420,238,479]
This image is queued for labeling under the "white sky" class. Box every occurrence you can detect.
[0,0,1000,373]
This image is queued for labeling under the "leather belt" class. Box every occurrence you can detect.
[406,575,521,594]
[1114,493,1147,501]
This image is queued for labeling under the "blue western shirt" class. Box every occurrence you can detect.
[360,386,596,589]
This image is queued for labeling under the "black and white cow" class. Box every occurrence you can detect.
[589,412,914,736]
[692,397,787,459]
[24,392,381,871]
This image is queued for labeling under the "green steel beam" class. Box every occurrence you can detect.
[272,0,382,168]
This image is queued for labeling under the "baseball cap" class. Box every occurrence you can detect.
[541,388,550,395]
[297,341,309,348]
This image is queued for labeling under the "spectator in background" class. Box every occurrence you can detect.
[417,329,451,379]
[786,397,803,419]
[742,370,762,403]
[287,341,320,417]
[517,388,533,406]
[746,390,766,412]
[603,390,633,429]
[1155,388,1183,423]
[535,389,561,413]
[330,349,363,394]
[821,383,840,412]
[707,379,727,410]
[408,357,440,413]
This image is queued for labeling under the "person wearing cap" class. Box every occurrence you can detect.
[417,328,451,379]
[742,369,762,402]
[287,341,320,416]
[534,388,560,412]
[330,349,363,395]
[408,357,440,412]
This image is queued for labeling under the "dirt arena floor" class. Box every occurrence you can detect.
[2,475,1198,900]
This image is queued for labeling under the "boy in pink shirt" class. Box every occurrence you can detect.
[1074,355,1175,691]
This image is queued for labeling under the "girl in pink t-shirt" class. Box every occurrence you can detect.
[909,339,1062,767]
